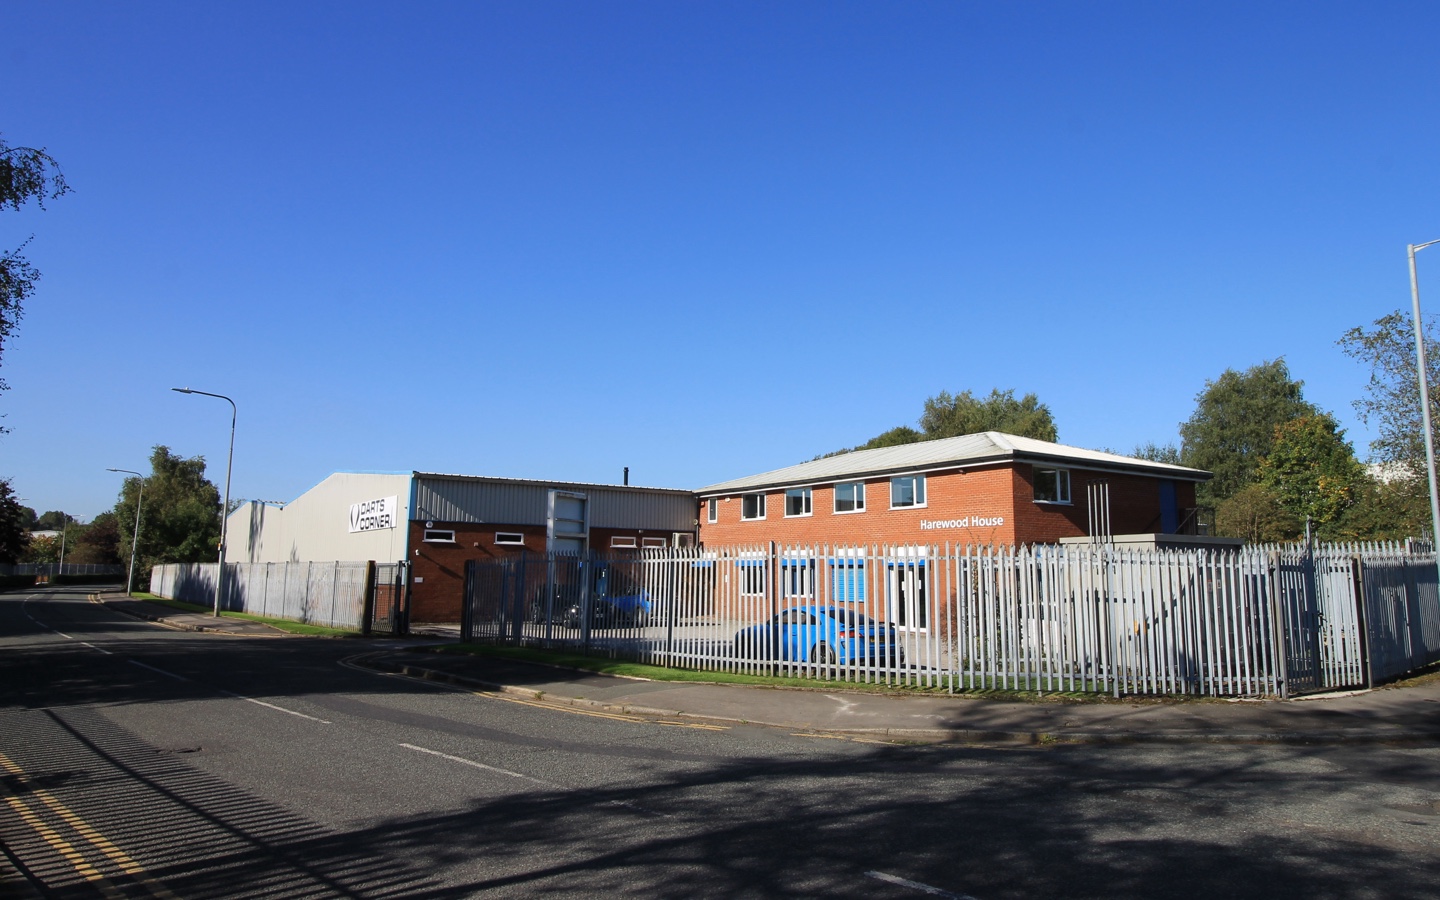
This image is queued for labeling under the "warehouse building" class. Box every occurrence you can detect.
[696,432,1211,548]
[230,471,697,622]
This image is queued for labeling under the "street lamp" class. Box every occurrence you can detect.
[1409,241,1440,562]
[107,468,145,597]
[172,387,235,617]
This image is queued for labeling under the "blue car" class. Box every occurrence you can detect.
[732,605,904,666]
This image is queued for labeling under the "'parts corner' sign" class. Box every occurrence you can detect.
[349,496,398,533]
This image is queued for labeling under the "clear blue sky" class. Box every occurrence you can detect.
[4,1,1439,519]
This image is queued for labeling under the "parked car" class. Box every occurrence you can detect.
[561,563,651,629]
[732,605,904,666]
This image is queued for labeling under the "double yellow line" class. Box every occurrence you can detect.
[0,750,178,899]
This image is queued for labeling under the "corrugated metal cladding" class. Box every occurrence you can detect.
[412,476,696,530]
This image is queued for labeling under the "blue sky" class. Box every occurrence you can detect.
[4,1,1438,519]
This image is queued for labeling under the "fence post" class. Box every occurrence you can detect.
[461,560,474,642]
[768,542,779,677]
[1267,553,1289,699]
[1350,556,1373,690]
[361,560,377,636]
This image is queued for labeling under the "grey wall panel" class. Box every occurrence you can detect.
[414,476,696,531]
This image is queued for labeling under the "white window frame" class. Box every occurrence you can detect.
[495,532,525,546]
[741,492,766,521]
[641,536,667,549]
[784,487,813,518]
[834,481,866,514]
[706,498,718,523]
[423,529,456,543]
[610,535,638,549]
[1033,467,1072,505]
[890,474,927,509]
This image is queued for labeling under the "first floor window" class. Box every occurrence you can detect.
[891,474,926,508]
[1034,468,1072,503]
[834,481,865,513]
[707,498,718,523]
[423,529,456,542]
[495,532,525,545]
[784,487,812,517]
[610,536,637,548]
[742,493,766,520]
[641,536,667,549]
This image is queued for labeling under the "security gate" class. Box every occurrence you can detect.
[364,560,410,636]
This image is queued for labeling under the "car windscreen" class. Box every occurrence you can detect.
[826,609,877,628]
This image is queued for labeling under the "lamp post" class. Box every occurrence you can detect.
[172,387,235,617]
[1409,240,1440,561]
[107,468,145,597]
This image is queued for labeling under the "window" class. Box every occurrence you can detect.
[834,482,865,514]
[741,493,766,520]
[1034,468,1072,504]
[641,536,667,549]
[781,554,815,598]
[707,498,717,523]
[495,532,525,545]
[610,536,637,549]
[784,487,812,517]
[829,556,866,602]
[890,474,927,509]
[423,529,456,543]
[737,558,767,595]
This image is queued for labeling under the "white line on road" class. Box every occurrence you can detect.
[399,743,553,785]
[865,870,976,899]
[128,660,190,682]
[398,743,675,817]
[215,689,331,724]
[78,642,112,655]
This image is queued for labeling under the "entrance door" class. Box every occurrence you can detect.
[547,490,588,555]
[888,561,929,631]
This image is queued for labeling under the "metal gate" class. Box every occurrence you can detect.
[1272,554,1322,696]
[364,560,410,636]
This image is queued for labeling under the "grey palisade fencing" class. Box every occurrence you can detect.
[461,541,1440,697]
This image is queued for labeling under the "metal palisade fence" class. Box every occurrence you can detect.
[461,541,1440,698]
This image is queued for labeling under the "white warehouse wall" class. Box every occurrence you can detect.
[229,472,413,564]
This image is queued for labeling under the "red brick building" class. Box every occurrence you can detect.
[696,432,1209,548]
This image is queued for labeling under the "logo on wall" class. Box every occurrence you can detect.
[349,496,398,533]
[920,516,1004,530]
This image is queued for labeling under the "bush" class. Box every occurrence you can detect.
[0,574,38,590]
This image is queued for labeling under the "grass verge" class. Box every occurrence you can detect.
[434,642,1124,701]
[125,593,361,637]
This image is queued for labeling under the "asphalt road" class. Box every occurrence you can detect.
[2,587,1438,899]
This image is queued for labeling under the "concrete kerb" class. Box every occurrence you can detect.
[86,591,289,636]
[347,652,1440,747]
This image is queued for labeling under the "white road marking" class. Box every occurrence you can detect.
[865,870,976,899]
[215,689,331,724]
[398,743,674,817]
[400,743,552,785]
[128,660,190,682]
[79,641,112,655]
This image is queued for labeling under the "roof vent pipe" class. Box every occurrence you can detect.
[623,467,629,486]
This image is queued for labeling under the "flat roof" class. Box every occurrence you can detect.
[697,432,1210,495]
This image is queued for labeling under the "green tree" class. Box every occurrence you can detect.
[69,512,121,566]
[1255,414,1364,535]
[1132,441,1181,464]
[113,446,221,589]
[1,135,69,395]
[34,510,75,530]
[1179,360,1317,504]
[1214,483,1302,543]
[1333,473,1430,541]
[1338,310,1440,481]
[919,389,1058,441]
[0,477,30,563]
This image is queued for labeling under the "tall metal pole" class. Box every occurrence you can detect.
[1409,242,1440,563]
[172,388,236,617]
[108,468,145,597]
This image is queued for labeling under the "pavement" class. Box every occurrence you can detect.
[90,590,1440,746]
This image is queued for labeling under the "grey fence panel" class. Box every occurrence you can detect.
[150,561,373,630]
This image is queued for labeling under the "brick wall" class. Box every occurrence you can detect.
[699,462,1195,549]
